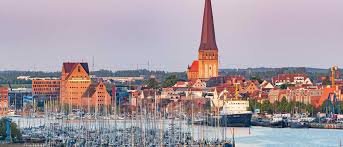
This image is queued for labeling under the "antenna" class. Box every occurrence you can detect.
[92,56,95,71]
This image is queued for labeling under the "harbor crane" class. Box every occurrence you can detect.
[324,66,341,117]
[331,66,338,88]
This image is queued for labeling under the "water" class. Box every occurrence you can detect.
[9,117,343,147]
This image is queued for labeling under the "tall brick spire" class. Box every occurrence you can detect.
[199,0,217,51]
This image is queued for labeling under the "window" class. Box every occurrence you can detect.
[78,66,81,72]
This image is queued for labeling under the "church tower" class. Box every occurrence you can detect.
[187,0,218,81]
[198,0,218,79]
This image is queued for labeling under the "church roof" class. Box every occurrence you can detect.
[199,0,218,51]
[188,60,199,72]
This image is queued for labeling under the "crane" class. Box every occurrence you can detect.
[324,92,341,117]
[7,81,12,91]
[331,66,338,88]
[324,66,341,117]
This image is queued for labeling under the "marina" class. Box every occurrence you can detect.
[2,116,343,146]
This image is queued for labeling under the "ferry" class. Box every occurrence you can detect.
[207,84,252,127]
[218,99,253,127]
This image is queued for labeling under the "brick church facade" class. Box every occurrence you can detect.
[188,0,219,81]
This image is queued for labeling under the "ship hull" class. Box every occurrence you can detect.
[207,113,252,127]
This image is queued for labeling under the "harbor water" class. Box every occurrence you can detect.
[8,117,343,147]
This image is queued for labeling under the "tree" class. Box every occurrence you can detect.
[273,100,280,113]
[248,99,261,113]
[145,78,160,89]
[250,76,263,84]
[0,118,22,142]
[161,75,178,87]
[280,84,288,89]
[286,101,295,113]
[306,104,314,115]
[279,97,288,112]
[261,100,273,114]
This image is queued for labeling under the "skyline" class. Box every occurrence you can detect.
[1,0,343,72]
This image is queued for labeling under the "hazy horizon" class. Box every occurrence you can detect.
[0,67,332,73]
[1,0,342,72]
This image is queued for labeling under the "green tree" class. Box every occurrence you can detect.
[145,78,160,89]
[273,100,280,113]
[261,100,274,114]
[248,99,261,112]
[0,118,22,142]
[161,75,178,87]
[280,84,288,89]
[250,76,263,84]
[286,101,295,113]
[306,104,314,115]
[279,97,288,112]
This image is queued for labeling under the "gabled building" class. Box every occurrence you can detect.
[261,81,274,92]
[60,62,111,113]
[187,0,219,81]
[81,81,111,112]
[190,79,207,89]
[241,81,259,94]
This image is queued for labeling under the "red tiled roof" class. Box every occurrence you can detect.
[188,61,199,72]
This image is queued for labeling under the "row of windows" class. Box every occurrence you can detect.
[202,53,217,60]
[33,85,60,88]
[33,92,59,95]
[71,76,88,78]
[33,81,60,85]
[69,81,89,84]
[33,88,60,91]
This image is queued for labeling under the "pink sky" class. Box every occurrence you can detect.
[0,0,342,71]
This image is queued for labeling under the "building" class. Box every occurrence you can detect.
[8,88,32,111]
[187,0,219,81]
[81,81,111,113]
[0,86,9,115]
[272,74,312,86]
[241,81,260,94]
[60,62,111,113]
[32,79,61,100]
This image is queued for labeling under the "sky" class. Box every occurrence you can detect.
[0,0,343,72]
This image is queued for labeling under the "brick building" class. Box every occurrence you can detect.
[32,79,61,100]
[60,62,111,113]
[272,74,312,86]
[187,0,219,80]
[0,86,9,115]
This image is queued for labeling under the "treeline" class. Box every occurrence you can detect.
[0,67,339,85]
[0,71,60,84]
[249,97,343,115]
[0,69,187,85]
[249,97,314,115]
[220,67,337,83]
[92,69,187,82]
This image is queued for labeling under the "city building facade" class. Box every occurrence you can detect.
[0,86,9,115]
[32,79,60,100]
[60,62,111,113]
